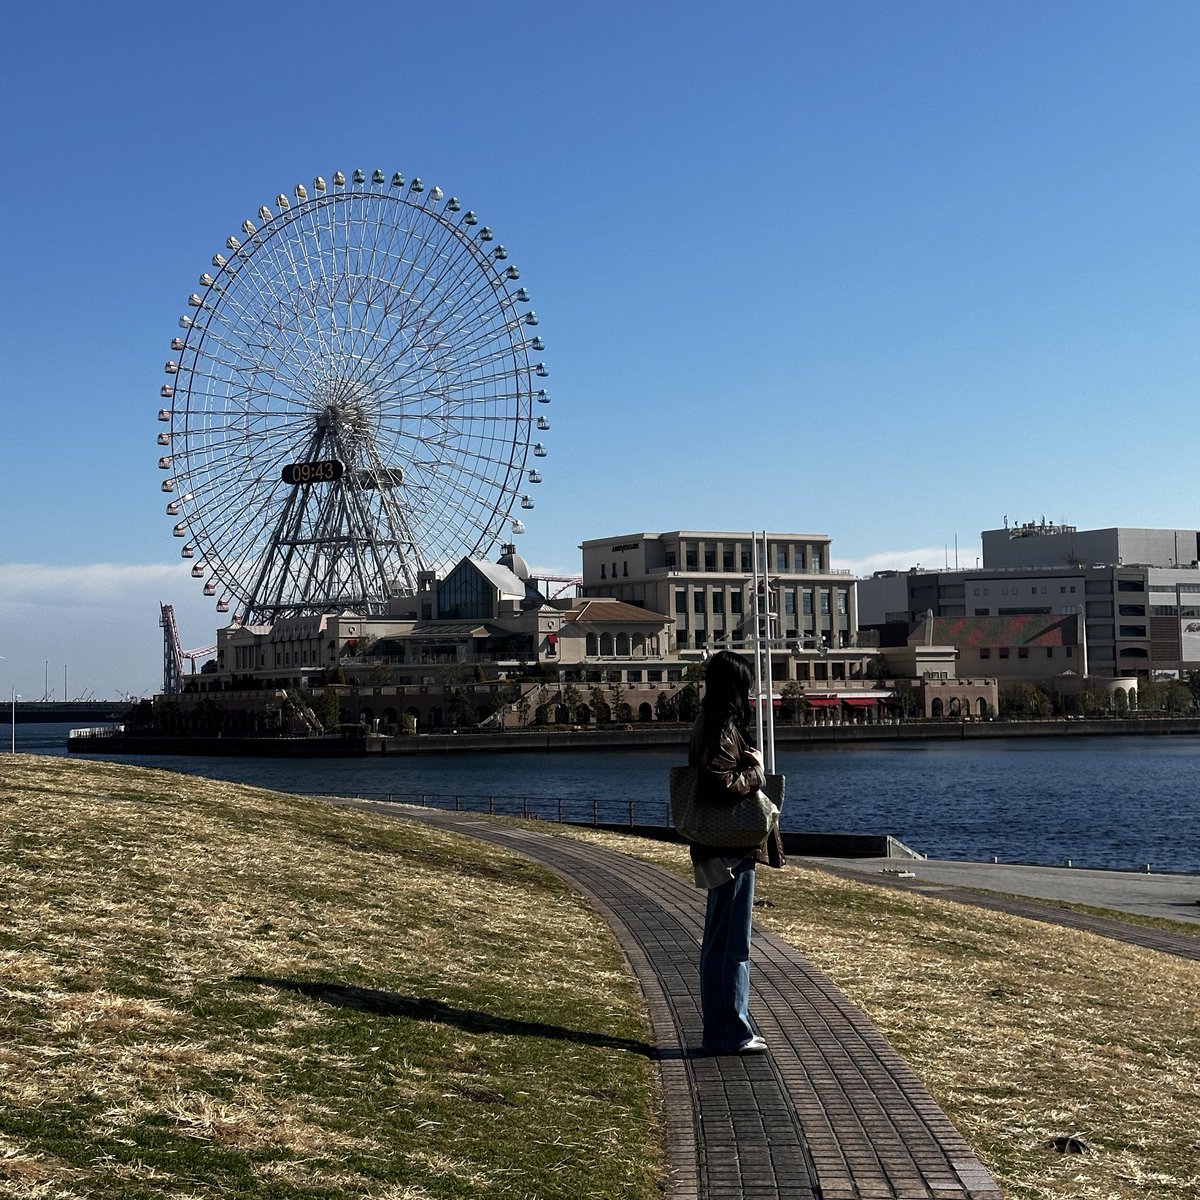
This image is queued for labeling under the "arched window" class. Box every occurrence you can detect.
[632,634,646,657]
[586,633,598,656]
[931,697,944,719]
[599,633,614,656]
[977,698,988,717]
[638,702,653,722]
[616,633,630,656]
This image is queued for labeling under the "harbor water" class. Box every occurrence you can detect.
[14,723,1200,873]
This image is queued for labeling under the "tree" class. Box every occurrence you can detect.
[676,682,700,723]
[447,686,474,727]
[1185,670,1200,709]
[655,690,675,722]
[1001,682,1052,718]
[606,670,624,720]
[368,661,392,686]
[560,682,583,724]
[780,680,806,724]
[891,679,916,719]
[1164,681,1192,714]
[315,688,341,732]
[514,686,533,728]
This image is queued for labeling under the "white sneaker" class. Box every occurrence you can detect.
[736,1035,768,1054]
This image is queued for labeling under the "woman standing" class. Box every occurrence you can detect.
[688,650,784,1055]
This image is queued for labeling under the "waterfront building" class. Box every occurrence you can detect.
[165,530,1002,732]
[858,519,1200,681]
[579,530,865,684]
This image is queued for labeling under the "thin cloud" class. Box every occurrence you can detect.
[833,545,983,578]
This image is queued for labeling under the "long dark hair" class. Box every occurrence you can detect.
[700,650,755,747]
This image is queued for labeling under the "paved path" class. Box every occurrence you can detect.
[339,800,1002,1200]
[805,859,1200,963]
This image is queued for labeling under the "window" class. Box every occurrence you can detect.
[622,562,629,576]
[1118,604,1145,616]
[693,591,705,613]
[819,592,830,615]
[600,564,606,579]
[665,550,677,569]
[722,550,734,571]
[1066,646,1073,657]
[812,554,823,571]
[776,547,787,571]
[1119,625,1147,638]
[611,562,616,578]
[730,592,743,614]
[1018,646,1029,658]
[980,648,991,659]
[1046,647,1054,658]
[675,591,686,614]
[784,592,795,614]
[803,592,812,615]
[686,550,697,570]
[712,592,724,614]
[837,591,847,615]
[1117,580,1143,592]
[998,647,1010,658]
[704,550,715,571]
[795,551,806,571]
[740,550,751,571]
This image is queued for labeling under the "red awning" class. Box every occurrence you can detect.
[806,696,839,708]
[842,696,880,707]
[750,696,783,707]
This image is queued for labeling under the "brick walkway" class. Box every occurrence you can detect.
[340,800,1002,1200]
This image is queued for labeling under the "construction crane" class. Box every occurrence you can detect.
[160,603,218,695]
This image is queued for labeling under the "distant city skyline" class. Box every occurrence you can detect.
[2,1,1197,697]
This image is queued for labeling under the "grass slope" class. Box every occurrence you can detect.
[0,758,661,1200]
[561,827,1200,1200]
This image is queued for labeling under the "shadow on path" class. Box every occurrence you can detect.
[236,974,656,1056]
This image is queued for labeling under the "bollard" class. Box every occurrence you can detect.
[1064,858,1072,868]
[1142,863,1151,873]
[454,794,460,812]
[991,855,998,864]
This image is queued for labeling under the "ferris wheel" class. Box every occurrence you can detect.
[157,168,550,623]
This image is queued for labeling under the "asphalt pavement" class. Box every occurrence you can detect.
[801,856,1200,927]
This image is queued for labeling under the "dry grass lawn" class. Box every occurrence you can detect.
[0,757,662,1200]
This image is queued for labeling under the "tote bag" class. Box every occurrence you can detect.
[669,766,784,848]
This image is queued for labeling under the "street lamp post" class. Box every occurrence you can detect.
[10,688,17,754]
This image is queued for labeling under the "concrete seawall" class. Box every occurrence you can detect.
[68,715,1200,756]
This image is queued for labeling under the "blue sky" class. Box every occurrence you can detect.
[1,1,1196,698]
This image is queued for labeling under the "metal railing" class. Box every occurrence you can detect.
[308,789,672,830]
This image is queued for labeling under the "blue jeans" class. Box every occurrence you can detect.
[699,858,756,1051]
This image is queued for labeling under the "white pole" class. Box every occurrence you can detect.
[751,532,764,752]
[762,531,777,774]
[10,689,15,755]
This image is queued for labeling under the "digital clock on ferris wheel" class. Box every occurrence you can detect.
[280,459,345,485]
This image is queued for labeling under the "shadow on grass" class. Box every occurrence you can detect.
[236,974,658,1057]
